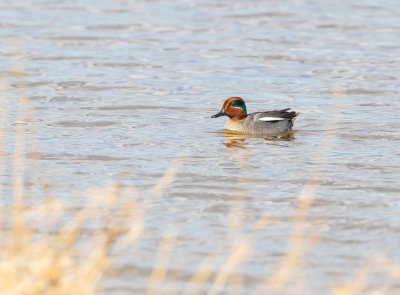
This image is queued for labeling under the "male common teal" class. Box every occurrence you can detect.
[211,97,299,135]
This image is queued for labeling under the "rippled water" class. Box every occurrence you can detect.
[1,0,400,293]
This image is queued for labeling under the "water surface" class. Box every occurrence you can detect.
[0,0,399,294]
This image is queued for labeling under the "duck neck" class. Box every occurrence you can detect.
[230,116,246,121]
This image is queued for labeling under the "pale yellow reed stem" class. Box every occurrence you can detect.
[255,87,345,295]
[116,156,184,250]
[333,258,373,295]
[147,227,178,295]
[181,254,220,295]
[0,80,11,237]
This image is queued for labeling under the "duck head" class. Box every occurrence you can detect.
[211,97,247,121]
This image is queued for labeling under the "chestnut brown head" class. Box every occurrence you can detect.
[211,97,247,121]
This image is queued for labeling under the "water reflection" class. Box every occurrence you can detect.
[223,130,296,148]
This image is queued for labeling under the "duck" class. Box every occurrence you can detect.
[211,97,299,135]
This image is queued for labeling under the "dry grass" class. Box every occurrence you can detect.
[1,65,399,295]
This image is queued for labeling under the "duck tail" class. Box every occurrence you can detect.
[291,112,300,125]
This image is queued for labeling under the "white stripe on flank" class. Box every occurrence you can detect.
[258,117,285,121]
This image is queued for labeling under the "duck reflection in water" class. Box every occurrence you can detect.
[223,130,295,149]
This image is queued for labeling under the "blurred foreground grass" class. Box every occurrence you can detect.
[1,67,399,295]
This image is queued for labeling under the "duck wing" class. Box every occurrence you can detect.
[251,109,299,121]
[240,109,299,135]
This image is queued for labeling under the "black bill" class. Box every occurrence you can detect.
[211,108,226,118]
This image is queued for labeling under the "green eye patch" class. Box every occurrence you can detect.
[229,100,247,114]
